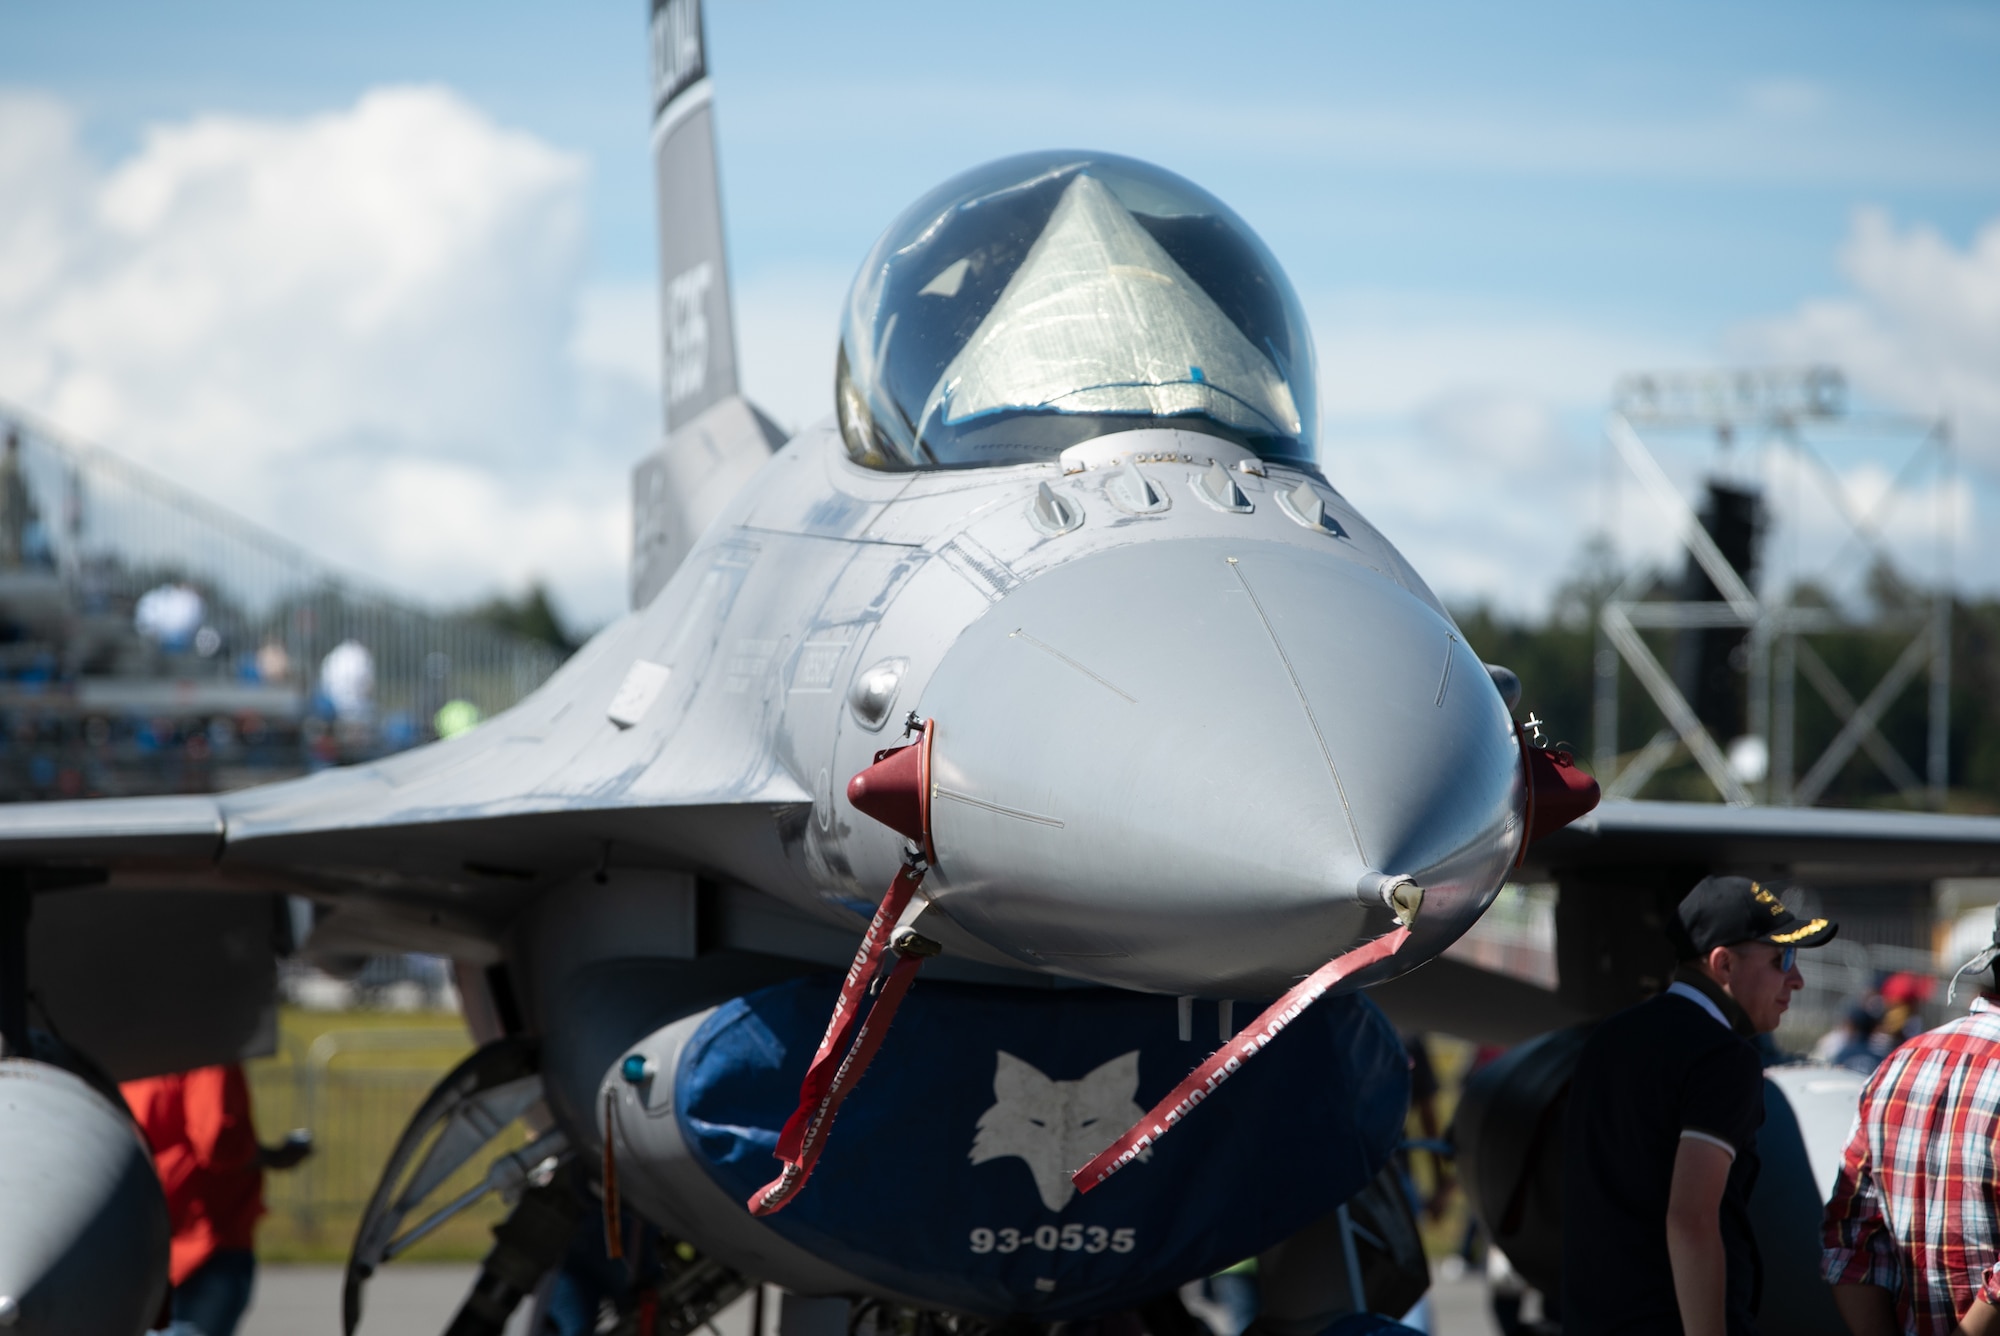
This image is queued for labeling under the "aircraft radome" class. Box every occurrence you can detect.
[5,3,2000,1333]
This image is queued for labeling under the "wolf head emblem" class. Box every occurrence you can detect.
[968,1050,1149,1212]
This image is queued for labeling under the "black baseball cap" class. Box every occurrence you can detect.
[1677,875,1837,959]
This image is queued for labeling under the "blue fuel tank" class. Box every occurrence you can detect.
[603,976,1410,1318]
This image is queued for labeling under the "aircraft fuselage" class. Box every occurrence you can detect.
[636,418,1523,1000]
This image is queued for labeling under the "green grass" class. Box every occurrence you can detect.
[248,1007,523,1263]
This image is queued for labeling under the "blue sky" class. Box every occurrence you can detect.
[2,1,1996,625]
[17,2,1995,315]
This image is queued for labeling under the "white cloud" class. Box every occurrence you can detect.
[1319,208,2000,619]
[1421,393,1564,473]
[0,86,650,627]
[735,263,849,436]
[1750,445,1969,601]
[1734,209,2000,465]
[571,281,660,390]
[1723,207,2000,600]
[1313,301,1686,421]
[19,78,1988,639]
[1331,390,1600,617]
[1301,299,1697,617]
[571,263,841,444]
[1303,293,1976,620]
[323,455,626,601]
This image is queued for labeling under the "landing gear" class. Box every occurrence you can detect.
[447,1163,588,1336]
[604,1241,751,1336]
[344,1036,565,1333]
[511,1197,748,1336]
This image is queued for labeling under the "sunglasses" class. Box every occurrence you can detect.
[1734,943,1798,972]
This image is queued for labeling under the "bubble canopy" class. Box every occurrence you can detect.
[836,152,1318,472]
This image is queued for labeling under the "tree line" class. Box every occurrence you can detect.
[1454,542,2000,812]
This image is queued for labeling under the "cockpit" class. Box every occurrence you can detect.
[836,152,1318,472]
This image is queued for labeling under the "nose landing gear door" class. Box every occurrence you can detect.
[343,1037,563,1335]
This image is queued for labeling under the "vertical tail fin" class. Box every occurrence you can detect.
[650,0,735,429]
[632,0,785,608]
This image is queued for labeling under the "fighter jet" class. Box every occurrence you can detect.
[6,3,2000,1333]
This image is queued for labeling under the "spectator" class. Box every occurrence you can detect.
[1823,910,2000,1336]
[1812,1004,1887,1075]
[135,583,206,651]
[1877,972,1932,1047]
[0,427,35,568]
[433,698,481,739]
[253,639,291,684]
[121,1063,312,1336]
[319,639,375,722]
[1562,875,1835,1336]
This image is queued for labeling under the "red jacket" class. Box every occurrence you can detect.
[121,1065,265,1286]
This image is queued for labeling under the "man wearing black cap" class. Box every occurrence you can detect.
[1562,875,1835,1336]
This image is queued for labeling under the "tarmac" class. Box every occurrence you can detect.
[241,1265,497,1336]
[242,1266,1502,1335]
[242,1267,763,1336]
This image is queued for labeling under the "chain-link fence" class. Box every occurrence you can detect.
[1790,937,1957,1036]
[0,403,563,798]
[247,1023,529,1262]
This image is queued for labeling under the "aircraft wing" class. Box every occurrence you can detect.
[1399,796,2000,1046]
[1521,798,2000,881]
[0,795,224,866]
[0,603,817,956]
[0,596,825,1082]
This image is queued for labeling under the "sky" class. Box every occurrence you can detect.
[1,1,1997,630]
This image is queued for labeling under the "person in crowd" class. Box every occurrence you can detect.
[1877,972,1932,1046]
[1812,1003,1888,1074]
[1562,876,1835,1336]
[1823,911,2000,1336]
[0,427,34,568]
[253,639,291,684]
[121,1063,312,1336]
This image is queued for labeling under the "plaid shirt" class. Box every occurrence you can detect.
[1823,998,2000,1336]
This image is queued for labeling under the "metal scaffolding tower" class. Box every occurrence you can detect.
[1593,367,1952,808]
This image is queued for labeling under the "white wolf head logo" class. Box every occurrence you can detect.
[968,1050,1149,1212]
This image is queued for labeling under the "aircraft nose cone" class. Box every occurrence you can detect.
[918,538,1521,996]
[0,1061,169,1336]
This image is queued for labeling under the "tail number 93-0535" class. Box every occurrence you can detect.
[970,1226,1136,1254]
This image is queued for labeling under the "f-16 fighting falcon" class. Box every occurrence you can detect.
[7,3,2000,1334]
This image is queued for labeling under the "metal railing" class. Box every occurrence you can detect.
[0,403,565,796]
[0,402,561,719]
[1592,366,1952,810]
[248,1025,528,1259]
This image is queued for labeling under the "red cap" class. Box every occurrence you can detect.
[1881,972,1933,1006]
